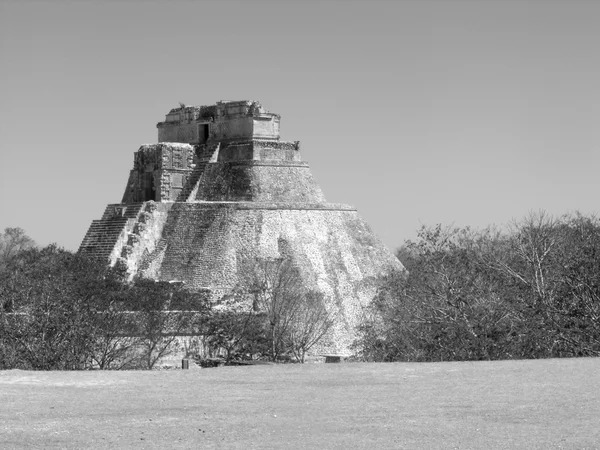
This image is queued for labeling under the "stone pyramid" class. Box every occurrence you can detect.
[79,100,403,354]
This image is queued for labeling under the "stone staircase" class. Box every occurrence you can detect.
[176,142,220,202]
[79,203,144,260]
[99,203,144,220]
[176,161,208,202]
[136,238,168,275]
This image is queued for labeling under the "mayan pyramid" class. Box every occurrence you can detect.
[79,100,403,354]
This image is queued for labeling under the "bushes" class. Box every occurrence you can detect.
[356,213,600,362]
[0,246,332,369]
[0,246,209,370]
[202,256,333,364]
[12,210,596,367]
[1,246,114,369]
[234,255,333,363]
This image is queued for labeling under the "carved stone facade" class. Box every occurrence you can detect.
[80,100,403,355]
[121,143,196,203]
[157,100,280,145]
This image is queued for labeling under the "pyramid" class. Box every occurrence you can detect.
[79,101,404,354]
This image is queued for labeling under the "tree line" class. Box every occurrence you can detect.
[2,210,599,369]
[0,230,333,370]
[356,212,600,361]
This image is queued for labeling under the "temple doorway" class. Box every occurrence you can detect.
[144,172,155,201]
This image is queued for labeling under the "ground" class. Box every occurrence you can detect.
[1,358,599,449]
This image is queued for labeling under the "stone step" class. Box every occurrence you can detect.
[101,203,145,220]
[85,224,128,231]
[79,201,146,260]
[79,216,131,258]
[177,162,208,202]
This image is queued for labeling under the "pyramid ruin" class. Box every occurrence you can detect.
[79,100,403,354]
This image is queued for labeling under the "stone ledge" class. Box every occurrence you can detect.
[215,160,309,168]
[138,142,194,150]
[174,201,357,211]
[116,201,356,211]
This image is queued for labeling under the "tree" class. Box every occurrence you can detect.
[357,212,600,362]
[0,227,35,270]
[284,291,333,363]
[237,256,304,361]
[86,293,140,370]
[204,292,268,363]
[125,279,210,369]
[494,212,600,356]
[358,225,530,362]
[0,245,210,370]
[0,245,116,369]
[555,214,600,355]
[0,228,36,313]
[233,254,333,362]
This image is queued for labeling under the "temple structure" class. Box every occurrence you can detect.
[79,100,403,354]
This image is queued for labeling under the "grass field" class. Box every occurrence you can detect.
[1,358,599,449]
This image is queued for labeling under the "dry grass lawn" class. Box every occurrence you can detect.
[1,358,599,449]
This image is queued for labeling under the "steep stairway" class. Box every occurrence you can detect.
[176,161,209,202]
[176,142,219,202]
[79,203,144,260]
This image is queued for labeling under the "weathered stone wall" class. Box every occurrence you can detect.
[135,203,401,354]
[216,140,301,163]
[193,161,326,203]
[156,100,280,144]
[121,143,195,203]
[158,124,205,144]
[117,201,173,277]
[253,117,279,139]
[211,116,254,141]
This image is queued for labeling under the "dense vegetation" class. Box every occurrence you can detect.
[0,243,211,370]
[2,210,599,369]
[356,212,600,361]
[0,230,332,369]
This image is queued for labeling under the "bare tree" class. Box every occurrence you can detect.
[128,279,208,369]
[499,211,561,302]
[284,291,333,363]
[0,227,35,272]
[236,256,305,361]
[205,293,267,363]
[234,254,336,362]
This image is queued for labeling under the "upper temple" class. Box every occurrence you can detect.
[156,100,281,144]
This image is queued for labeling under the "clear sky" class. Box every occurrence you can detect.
[1,0,599,253]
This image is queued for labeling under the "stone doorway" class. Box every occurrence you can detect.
[144,172,155,201]
[199,124,210,143]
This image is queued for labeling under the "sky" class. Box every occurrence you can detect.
[1,0,599,253]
